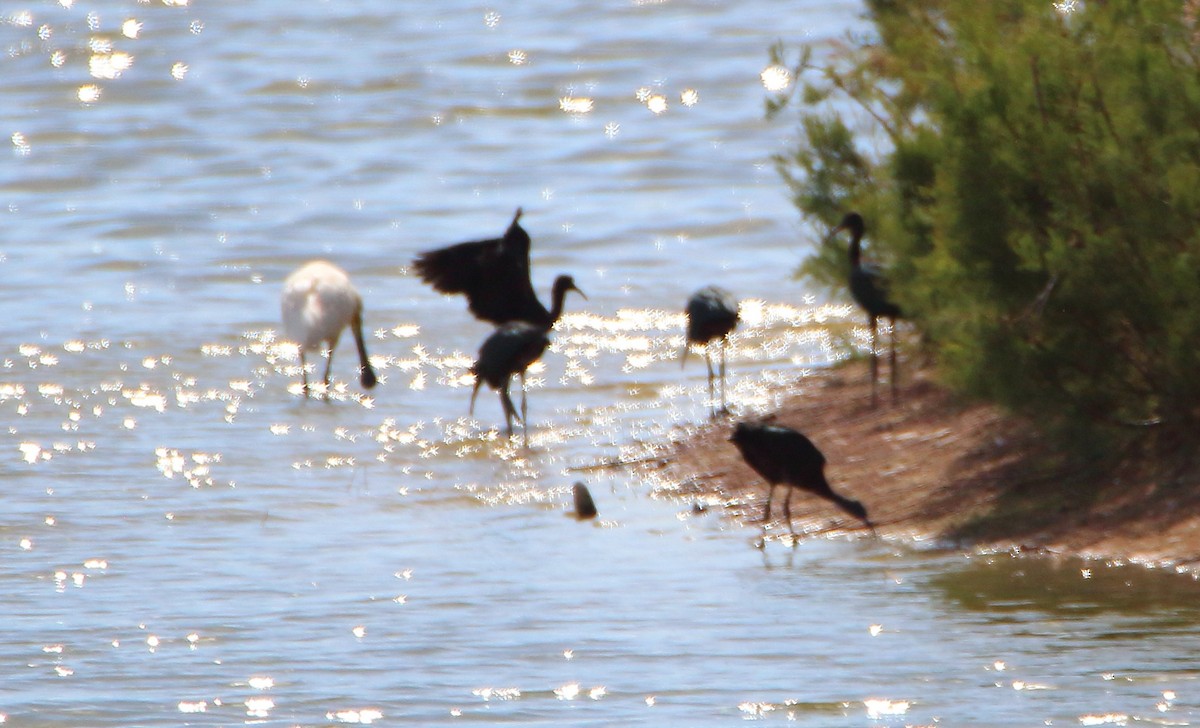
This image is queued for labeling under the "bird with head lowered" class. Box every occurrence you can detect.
[730,420,874,538]
[280,260,378,399]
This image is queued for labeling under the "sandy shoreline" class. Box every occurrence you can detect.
[638,360,1200,573]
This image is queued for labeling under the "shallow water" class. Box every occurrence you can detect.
[4,1,1200,725]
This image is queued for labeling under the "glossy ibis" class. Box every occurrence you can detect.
[683,286,739,417]
[730,421,874,536]
[469,275,585,444]
[281,260,378,398]
[830,212,902,407]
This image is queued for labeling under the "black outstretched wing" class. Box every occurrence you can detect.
[413,208,548,326]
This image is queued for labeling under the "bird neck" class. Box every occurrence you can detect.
[848,232,864,269]
[548,284,569,324]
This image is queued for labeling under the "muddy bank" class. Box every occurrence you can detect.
[641,361,1200,571]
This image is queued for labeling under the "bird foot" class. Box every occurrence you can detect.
[710,405,733,420]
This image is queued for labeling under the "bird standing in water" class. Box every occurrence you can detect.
[413,208,572,328]
[683,286,739,418]
[281,260,378,398]
[730,421,874,538]
[469,275,586,445]
[829,212,902,407]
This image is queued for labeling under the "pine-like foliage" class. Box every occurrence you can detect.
[771,0,1200,441]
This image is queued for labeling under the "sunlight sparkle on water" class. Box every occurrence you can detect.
[327,708,383,724]
[864,698,910,718]
[88,51,134,80]
[473,687,521,701]
[554,683,581,700]
[560,96,594,114]
[244,696,273,718]
[77,84,102,103]
[760,64,792,91]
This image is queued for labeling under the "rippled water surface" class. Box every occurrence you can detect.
[4,1,1200,725]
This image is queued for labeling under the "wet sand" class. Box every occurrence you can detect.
[642,360,1200,571]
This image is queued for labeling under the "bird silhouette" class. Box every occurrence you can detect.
[683,286,739,418]
[830,212,902,407]
[469,276,585,444]
[413,208,571,328]
[730,421,874,537]
[281,260,378,398]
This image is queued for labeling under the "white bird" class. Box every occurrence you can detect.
[280,260,378,398]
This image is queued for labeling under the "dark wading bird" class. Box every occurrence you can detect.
[829,212,903,407]
[683,286,739,418]
[281,260,378,398]
[469,276,586,445]
[730,421,874,538]
[414,207,571,328]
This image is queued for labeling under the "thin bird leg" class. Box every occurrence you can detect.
[869,315,879,408]
[705,348,716,419]
[888,315,898,403]
[499,384,518,437]
[299,351,311,398]
[469,378,483,416]
[519,371,529,447]
[719,337,728,415]
[782,490,796,536]
[761,484,775,524]
[321,352,334,400]
[321,334,340,400]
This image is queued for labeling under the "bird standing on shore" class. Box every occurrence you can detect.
[413,208,574,328]
[829,212,903,407]
[469,276,586,445]
[683,286,739,418]
[730,421,874,537]
[281,260,378,398]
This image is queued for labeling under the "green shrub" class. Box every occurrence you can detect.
[771,0,1200,442]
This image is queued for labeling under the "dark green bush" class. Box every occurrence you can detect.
[771,0,1200,442]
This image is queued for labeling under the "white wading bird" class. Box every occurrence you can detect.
[281,260,378,398]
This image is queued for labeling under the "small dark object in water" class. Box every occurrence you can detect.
[572,482,598,520]
[729,421,874,536]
